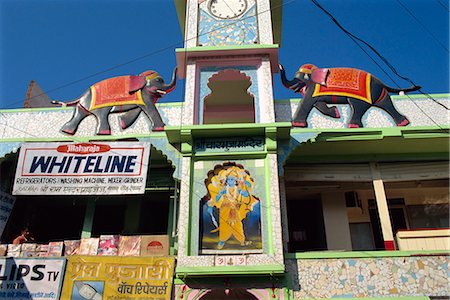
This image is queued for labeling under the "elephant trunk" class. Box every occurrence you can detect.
[280,65,303,92]
[164,67,177,94]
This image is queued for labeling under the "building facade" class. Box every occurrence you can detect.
[0,0,449,299]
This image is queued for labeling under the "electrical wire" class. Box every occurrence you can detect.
[436,0,450,12]
[395,0,449,53]
[1,0,295,110]
[309,0,450,120]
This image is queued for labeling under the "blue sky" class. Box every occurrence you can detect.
[0,0,448,109]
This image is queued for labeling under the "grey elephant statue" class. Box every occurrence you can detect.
[279,63,421,128]
[52,67,177,135]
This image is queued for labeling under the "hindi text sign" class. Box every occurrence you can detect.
[61,256,174,300]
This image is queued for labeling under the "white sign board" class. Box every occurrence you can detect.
[13,142,150,195]
[0,192,15,238]
[0,258,65,300]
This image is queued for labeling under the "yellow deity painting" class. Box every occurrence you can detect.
[201,162,261,251]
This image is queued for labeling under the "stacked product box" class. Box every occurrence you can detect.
[47,242,64,257]
[20,243,39,257]
[98,235,119,256]
[64,240,81,256]
[0,245,7,256]
[118,236,141,256]
[140,235,169,256]
[6,244,21,257]
[36,244,49,257]
[79,238,99,255]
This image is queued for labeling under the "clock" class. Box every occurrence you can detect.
[208,0,248,19]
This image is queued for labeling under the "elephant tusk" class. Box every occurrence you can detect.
[156,90,167,95]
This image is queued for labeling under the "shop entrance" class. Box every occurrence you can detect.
[0,145,177,245]
[200,289,258,299]
[286,194,327,252]
[3,196,87,243]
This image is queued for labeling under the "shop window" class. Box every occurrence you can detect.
[349,223,375,250]
[286,195,327,252]
[2,196,86,243]
[407,204,449,229]
[139,191,171,234]
[91,201,127,236]
[1,145,176,245]
[369,199,409,249]
[203,69,255,124]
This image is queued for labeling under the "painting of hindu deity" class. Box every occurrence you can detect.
[199,161,262,252]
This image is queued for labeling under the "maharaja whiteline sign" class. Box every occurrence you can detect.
[13,142,150,195]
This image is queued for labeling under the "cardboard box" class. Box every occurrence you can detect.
[7,244,21,252]
[118,236,141,256]
[47,242,64,257]
[36,244,49,252]
[98,235,119,256]
[64,240,80,256]
[140,235,169,256]
[21,243,37,251]
[0,245,7,256]
[20,251,39,258]
[6,252,20,257]
[79,238,99,255]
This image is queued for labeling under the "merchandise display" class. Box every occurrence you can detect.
[79,238,100,255]
[140,235,169,256]
[48,241,64,256]
[118,236,141,256]
[64,240,81,256]
[98,235,119,256]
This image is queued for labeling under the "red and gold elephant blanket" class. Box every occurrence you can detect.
[89,76,145,110]
[312,68,373,104]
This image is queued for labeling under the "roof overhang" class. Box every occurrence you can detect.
[175,45,279,78]
[285,126,450,164]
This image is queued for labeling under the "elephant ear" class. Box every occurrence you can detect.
[311,68,329,86]
[128,75,146,93]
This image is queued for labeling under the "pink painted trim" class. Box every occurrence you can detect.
[194,64,200,124]
[196,57,262,68]
[208,69,251,82]
[397,228,449,232]
[175,47,279,78]
[384,240,396,250]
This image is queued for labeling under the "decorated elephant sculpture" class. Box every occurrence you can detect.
[279,64,421,128]
[52,67,177,135]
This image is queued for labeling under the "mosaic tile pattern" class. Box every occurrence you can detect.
[183,62,197,125]
[286,256,450,298]
[185,1,199,48]
[176,156,193,266]
[258,57,276,123]
[275,96,450,127]
[256,0,274,44]
[268,154,284,264]
[198,0,258,46]
[0,105,183,139]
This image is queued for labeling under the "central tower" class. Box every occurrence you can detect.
[170,1,288,298]
[175,0,282,125]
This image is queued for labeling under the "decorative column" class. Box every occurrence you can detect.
[370,162,396,250]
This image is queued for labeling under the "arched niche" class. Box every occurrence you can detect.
[203,69,255,124]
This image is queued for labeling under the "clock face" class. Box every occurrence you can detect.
[208,0,248,19]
